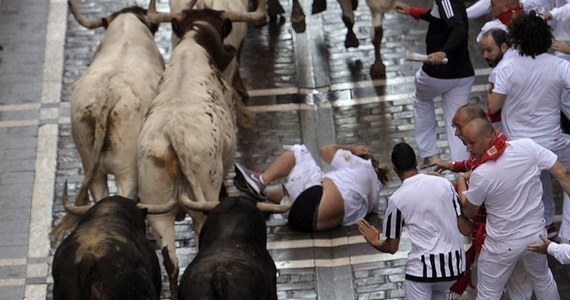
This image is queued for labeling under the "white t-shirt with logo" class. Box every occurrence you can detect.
[464,139,557,251]
[326,149,382,226]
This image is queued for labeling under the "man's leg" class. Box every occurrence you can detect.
[404,280,433,300]
[413,69,443,160]
[477,244,520,299]
[521,245,559,299]
[441,76,473,162]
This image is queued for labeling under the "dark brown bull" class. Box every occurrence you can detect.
[52,185,161,300]
[178,196,278,300]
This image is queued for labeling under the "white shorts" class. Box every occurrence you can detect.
[404,279,454,300]
[283,144,324,202]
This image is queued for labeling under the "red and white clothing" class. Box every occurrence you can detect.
[463,138,559,299]
[494,53,570,239]
[383,173,465,299]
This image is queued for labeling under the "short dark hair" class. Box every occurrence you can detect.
[458,103,487,121]
[509,11,553,58]
[391,142,417,174]
[483,28,511,48]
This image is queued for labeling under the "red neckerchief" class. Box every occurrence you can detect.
[470,132,508,169]
[497,6,523,25]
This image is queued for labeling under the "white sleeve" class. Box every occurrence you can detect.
[550,1,570,20]
[462,172,489,207]
[467,0,491,19]
[383,198,404,239]
[547,242,570,264]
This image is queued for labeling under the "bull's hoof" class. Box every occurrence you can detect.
[291,15,306,33]
[254,17,268,28]
[311,0,327,14]
[352,0,358,10]
[344,32,359,48]
[268,3,285,16]
[370,62,387,78]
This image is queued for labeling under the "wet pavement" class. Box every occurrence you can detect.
[1,0,569,299]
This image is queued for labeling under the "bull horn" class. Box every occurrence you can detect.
[256,184,292,213]
[146,0,177,23]
[67,0,104,29]
[256,201,292,213]
[186,0,198,10]
[137,197,178,214]
[222,0,266,23]
[179,193,219,212]
[62,182,93,215]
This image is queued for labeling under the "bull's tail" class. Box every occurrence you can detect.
[234,90,255,128]
[166,130,208,206]
[211,269,230,300]
[51,88,122,247]
[75,86,122,204]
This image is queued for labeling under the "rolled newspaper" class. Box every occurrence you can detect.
[406,51,448,64]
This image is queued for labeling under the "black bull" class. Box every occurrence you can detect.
[52,196,161,300]
[178,196,278,300]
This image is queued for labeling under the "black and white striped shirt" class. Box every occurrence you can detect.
[383,173,465,282]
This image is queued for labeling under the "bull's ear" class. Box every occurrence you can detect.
[218,45,237,71]
[220,19,232,39]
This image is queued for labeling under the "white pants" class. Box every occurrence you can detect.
[477,235,559,300]
[404,279,454,300]
[413,68,474,162]
[551,140,570,240]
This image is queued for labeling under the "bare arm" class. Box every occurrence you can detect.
[319,144,369,164]
[457,215,472,236]
[357,219,400,254]
[487,92,506,114]
[550,161,570,196]
[456,174,479,219]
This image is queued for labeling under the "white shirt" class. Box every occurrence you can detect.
[549,0,570,60]
[464,139,557,251]
[383,174,465,281]
[548,242,570,264]
[493,53,570,151]
[488,48,516,84]
[326,150,382,226]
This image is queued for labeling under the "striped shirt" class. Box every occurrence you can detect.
[383,173,466,282]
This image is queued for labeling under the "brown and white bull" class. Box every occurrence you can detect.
[170,0,265,103]
[52,185,162,300]
[178,196,280,300]
[51,1,168,243]
[136,3,284,299]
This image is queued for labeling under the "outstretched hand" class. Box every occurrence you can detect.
[394,2,411,15]
[527,235,551,254]
[357,219,381,249]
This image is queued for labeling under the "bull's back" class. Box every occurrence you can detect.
[53,215,161,300]
[179,250,277,300]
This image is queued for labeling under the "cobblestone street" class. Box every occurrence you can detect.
[0,0,569,299]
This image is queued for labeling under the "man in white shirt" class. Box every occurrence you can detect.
[488,12,570,242]
[458,118,570,299]
[358,142,470,299]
